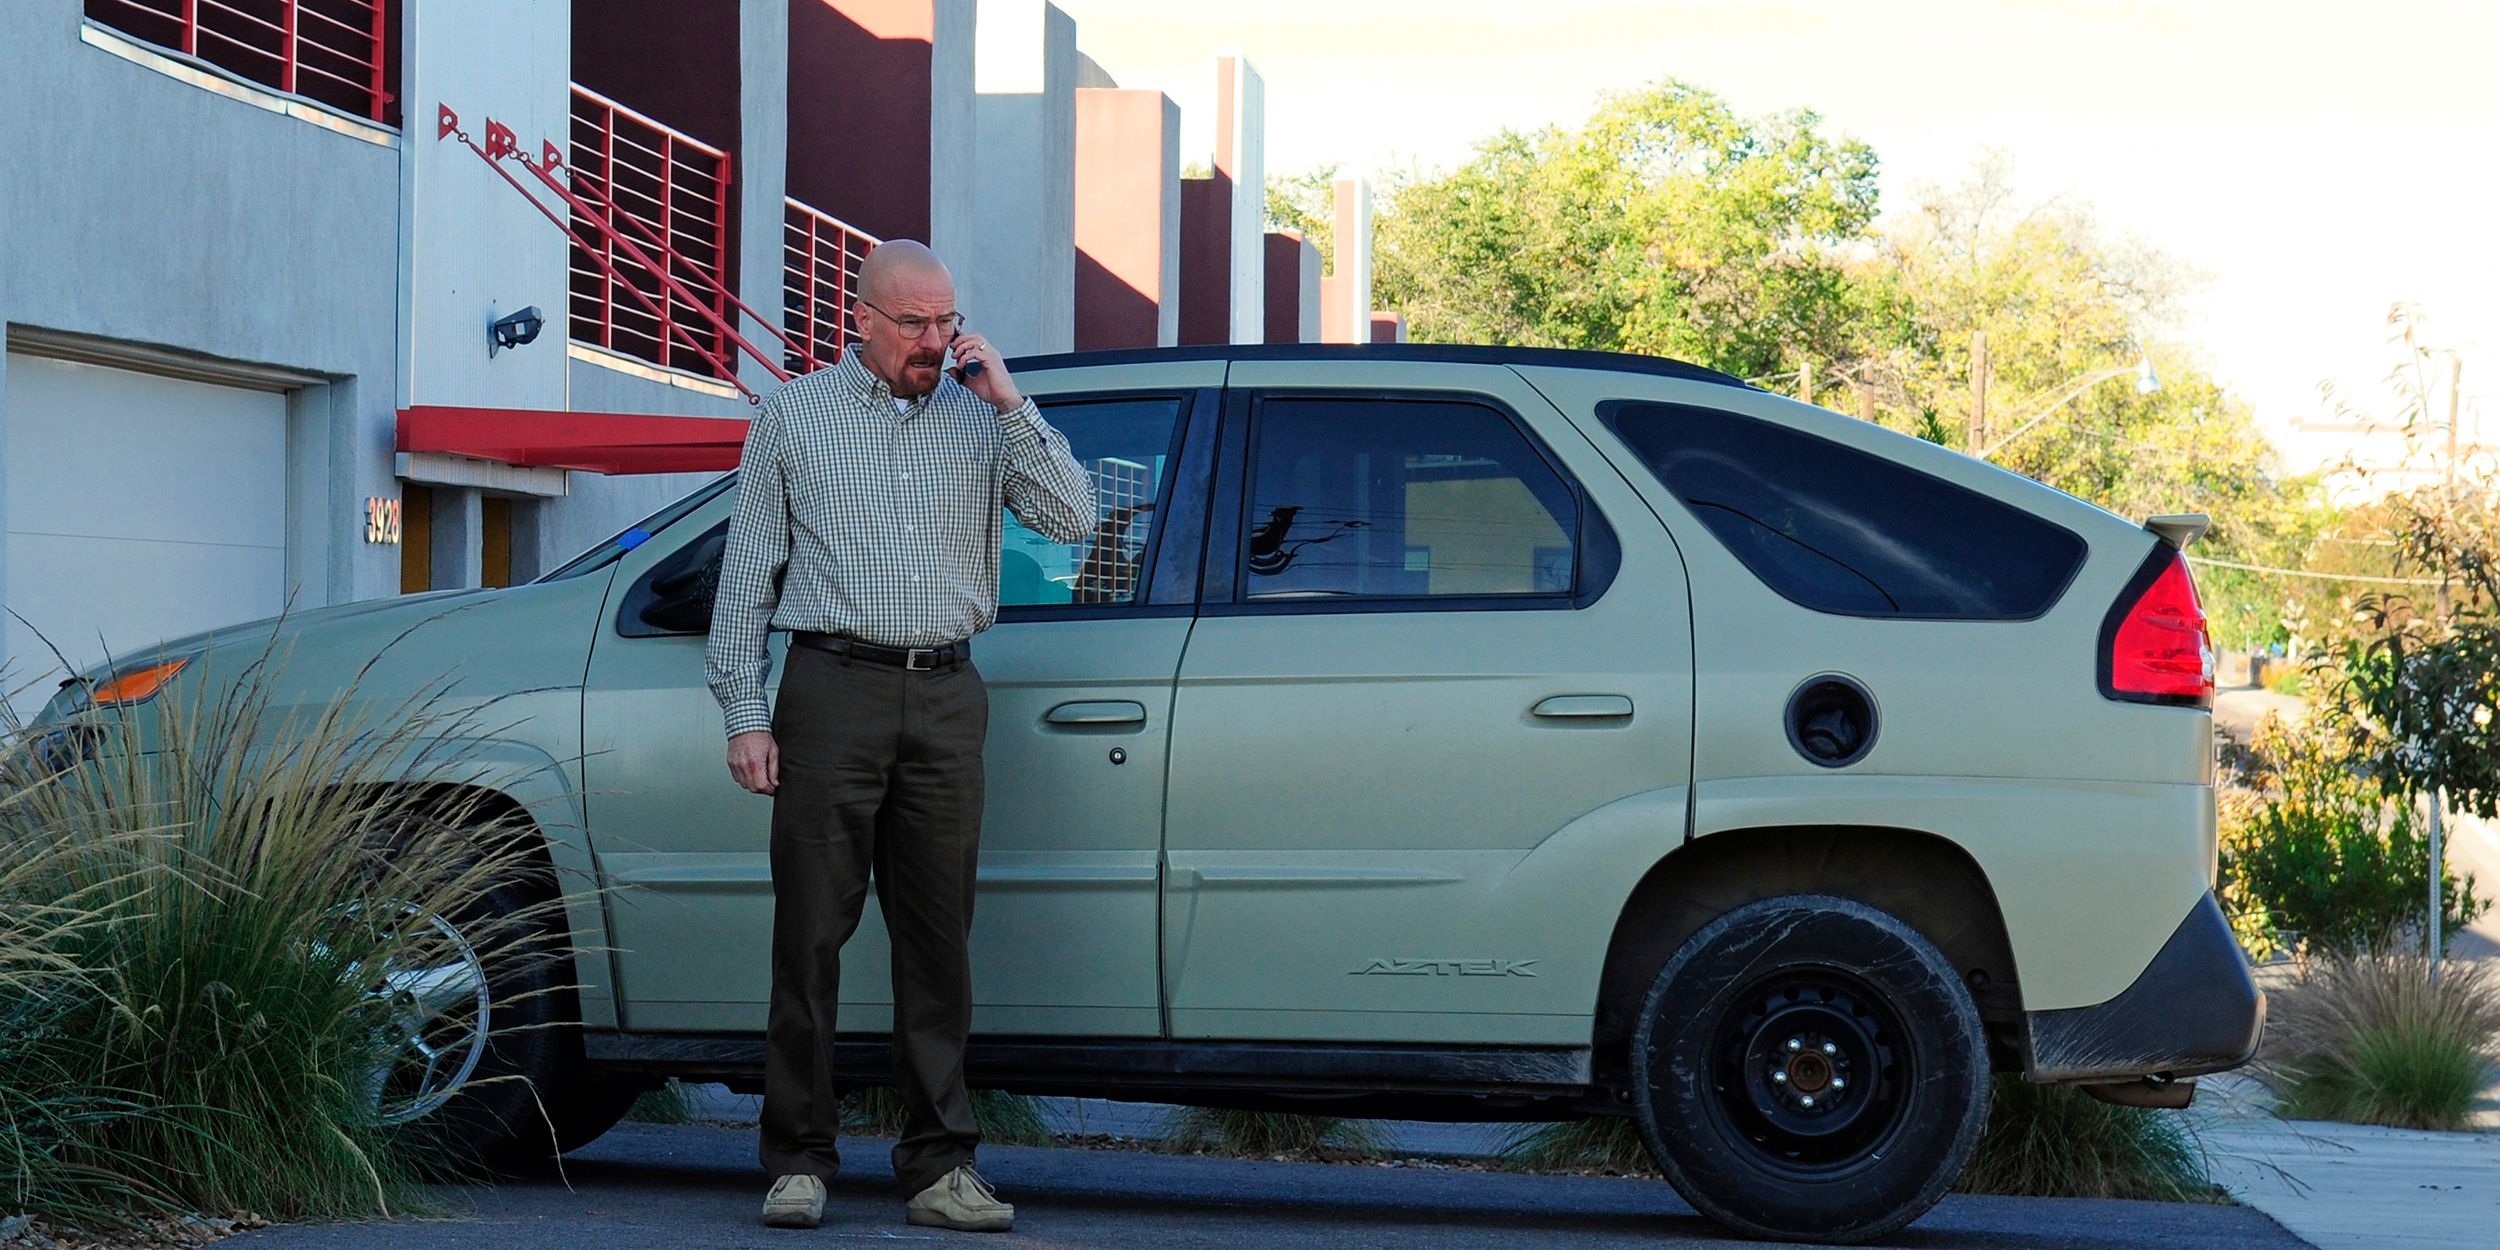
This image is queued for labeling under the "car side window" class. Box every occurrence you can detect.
[1603,401,2086,619]
[1240,397,1581,602]
[1002,396,1186,608]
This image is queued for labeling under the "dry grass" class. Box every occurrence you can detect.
[1495,1117,1655,1175]
[0,629,575,1225]
[844,1087,1057,1146]
[2258,945,2500,1130]
[1955,1078,2216,1202]
[1158,1108,1387,1160]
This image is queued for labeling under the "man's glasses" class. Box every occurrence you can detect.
[859,299,965,340]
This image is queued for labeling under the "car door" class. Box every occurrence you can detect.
[1162,360,1693,1046]
[581,367,1216,1036]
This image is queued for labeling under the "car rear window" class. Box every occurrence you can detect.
[1602,402,2085,619]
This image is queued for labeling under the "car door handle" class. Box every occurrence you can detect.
[1532,695,1634,719]
[1045,700,1148,726]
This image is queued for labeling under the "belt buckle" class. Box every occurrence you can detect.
[905,647,936,671]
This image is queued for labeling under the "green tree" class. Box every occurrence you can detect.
[1877,159,2321,645]
[1264,163,1339,270]
[1370,80,1889,382]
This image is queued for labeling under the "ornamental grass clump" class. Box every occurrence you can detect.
[2259,943,2500,1131]
[1161,1107,1386,1160]
[845,1087,1055,1146]
[1953,1078,2214,1202]
[0,633,572,1225]
[1496,1117,1654,1175]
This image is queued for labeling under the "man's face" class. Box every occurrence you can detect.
[853,266,958,399]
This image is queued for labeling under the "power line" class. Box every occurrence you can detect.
[2187,556,2444,586]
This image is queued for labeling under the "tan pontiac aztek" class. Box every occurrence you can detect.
[40,344,2263,1243]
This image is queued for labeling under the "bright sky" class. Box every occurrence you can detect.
[1052,0,2499,466]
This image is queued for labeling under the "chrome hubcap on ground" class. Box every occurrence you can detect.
[1713,974,1907,1171]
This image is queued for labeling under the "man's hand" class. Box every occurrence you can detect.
[728,730,780,795]
[949,332,1023,413]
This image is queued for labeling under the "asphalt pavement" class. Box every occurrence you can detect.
[224,1120,2308,1250]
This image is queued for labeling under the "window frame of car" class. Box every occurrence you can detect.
[606,388,1218,638]
[993,386,1216,624]
[1595,398,2088,623]
[1198,387,1621,617]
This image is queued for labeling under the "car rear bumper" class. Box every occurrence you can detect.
[2023,891,2264,1083]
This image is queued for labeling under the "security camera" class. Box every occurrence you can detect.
[489,305,546,357]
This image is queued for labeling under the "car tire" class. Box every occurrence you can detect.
[373,875,637,1172]
[1629,894,1989,1244]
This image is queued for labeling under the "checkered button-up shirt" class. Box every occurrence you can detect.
[705,350,1096,738]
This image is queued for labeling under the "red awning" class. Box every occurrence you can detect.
[397,406,750,475]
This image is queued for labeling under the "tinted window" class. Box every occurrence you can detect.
[1605,402,2084,618]
[1003,397,1185,607]
[1242,398,1579,601]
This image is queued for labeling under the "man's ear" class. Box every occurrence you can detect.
[850,300,873,345]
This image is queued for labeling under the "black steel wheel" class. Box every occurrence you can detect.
[1630,894,1989,1243]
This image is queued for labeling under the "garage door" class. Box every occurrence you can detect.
[3,353,289,717]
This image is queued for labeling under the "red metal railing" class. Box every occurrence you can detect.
[568,85,735,380]
[87,0,394,123]
[783,199,881,375]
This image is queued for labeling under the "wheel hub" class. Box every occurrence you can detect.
[1710,975,1909,1171]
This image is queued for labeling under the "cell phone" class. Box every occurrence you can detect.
[949,340,984,382]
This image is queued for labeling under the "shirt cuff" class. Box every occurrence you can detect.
[723,696,773,739]
[995,397,1043,440]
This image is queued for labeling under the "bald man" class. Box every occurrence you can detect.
[706,241,1095,1233]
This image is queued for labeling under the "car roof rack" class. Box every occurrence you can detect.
[1005,342,1754,390]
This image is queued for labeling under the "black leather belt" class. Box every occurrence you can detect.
[792,631,971,672]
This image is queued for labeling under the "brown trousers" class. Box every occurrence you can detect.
[759,644,987,1195]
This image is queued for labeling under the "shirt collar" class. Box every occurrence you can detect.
[835,348,942,411]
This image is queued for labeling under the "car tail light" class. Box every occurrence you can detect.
[2100,549,2213,706]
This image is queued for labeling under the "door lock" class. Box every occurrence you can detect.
[1108,747,1127,766]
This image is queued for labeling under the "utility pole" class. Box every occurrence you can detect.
[2431,353,2462,985]
[1800,358,1817,407]
[1969,329,1990,454]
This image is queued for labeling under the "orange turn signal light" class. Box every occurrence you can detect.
[92,658,188,705]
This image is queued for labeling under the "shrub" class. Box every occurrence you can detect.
[1496,1117,1653,1174]
[1954,1078,2214,1201]
[1160,1107,1385,1159]
[0,638,567,1224]
[2259,944,2500,1131]
[2221,715,2487,953]
[625,1080,698,1125]
[845,1087,1055,1146]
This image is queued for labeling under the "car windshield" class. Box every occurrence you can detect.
[536,472,740,583]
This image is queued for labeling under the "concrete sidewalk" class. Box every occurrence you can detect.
[2190,1078,2500,1250]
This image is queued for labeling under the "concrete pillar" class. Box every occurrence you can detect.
[1319,176,1372,344]
[1264,230,1320,345]
[1074,89,1181,349]
[929,0,978,256]
[509,497,551,583]
[398,0,571,412]
[738,0,790,391]
[1217,55,1265,345]
[430,486,484,591]
[1177,174,1231,346]
[961,0,1075,356]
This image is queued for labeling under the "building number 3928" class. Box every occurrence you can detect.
[366,497,403,545]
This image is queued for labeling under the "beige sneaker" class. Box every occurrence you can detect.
[904,1164,1014,1232]
[761,1174,826,1229]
